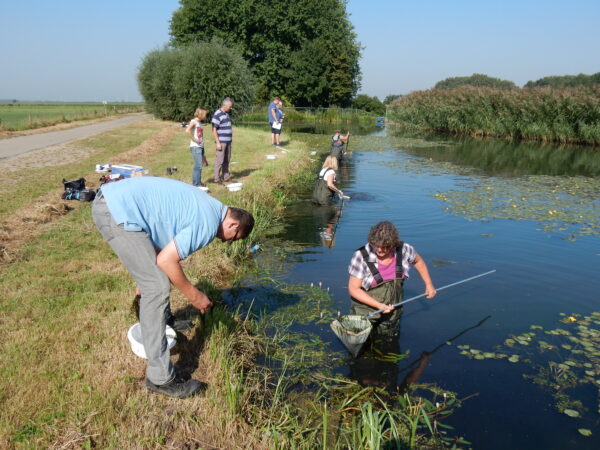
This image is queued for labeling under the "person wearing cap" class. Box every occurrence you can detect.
[331,130,350,161]
[92,176,254,398]
[211,98,234,183]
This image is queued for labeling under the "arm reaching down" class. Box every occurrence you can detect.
[156,240,213,313]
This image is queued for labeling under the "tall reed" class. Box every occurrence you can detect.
[388,85,600,145]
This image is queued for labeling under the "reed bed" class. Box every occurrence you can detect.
[388,86,600,145]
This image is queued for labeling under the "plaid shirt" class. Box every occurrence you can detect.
[348,243,417,290]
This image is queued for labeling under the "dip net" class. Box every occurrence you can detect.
[330,315,372,357]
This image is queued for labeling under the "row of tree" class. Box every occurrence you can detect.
[433,73,600,90]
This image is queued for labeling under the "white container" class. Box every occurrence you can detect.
[266,155,277,159]
[226,182,243,192]
[127,323,177,359]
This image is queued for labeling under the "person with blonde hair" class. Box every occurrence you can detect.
[312,155,343,205]
[348,221,436,337]
[186,108,209,187]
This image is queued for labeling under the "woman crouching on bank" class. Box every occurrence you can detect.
[348,221,436,336]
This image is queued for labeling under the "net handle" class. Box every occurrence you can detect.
[366,270,496,319]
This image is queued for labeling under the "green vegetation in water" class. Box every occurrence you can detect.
[432,175,600,241]
[457,311,600,423]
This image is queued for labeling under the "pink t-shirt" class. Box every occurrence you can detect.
[371,254,397,286]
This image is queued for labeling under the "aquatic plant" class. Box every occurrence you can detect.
[457,311,600,423]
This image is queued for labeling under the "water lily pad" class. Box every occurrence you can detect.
[505,339,515,346]
[565,360,577,366]
[563,409,580,418]
[483,352,496,358]
[584,363,593,368]
[530,325,543,330]
[578,429,592,437]
[585,370,595,376]
[457,345,470,350]
[508,355,519,363]
[474,354,485,360]
[469,349,480,354]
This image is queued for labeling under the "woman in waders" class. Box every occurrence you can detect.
[312,155,344,206]
[348,221,436,337]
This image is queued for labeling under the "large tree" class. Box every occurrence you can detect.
[169,0,361,106]
[138,41,253,121]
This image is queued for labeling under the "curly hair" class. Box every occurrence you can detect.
[368,221,400,249]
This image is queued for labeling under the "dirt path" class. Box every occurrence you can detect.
[0,114,152,160]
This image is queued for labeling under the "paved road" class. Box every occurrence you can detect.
[0,114,152,160]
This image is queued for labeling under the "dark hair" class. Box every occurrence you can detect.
[229,207,254,239]
[368,221,400,249]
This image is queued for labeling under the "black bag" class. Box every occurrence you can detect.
[62,177,86,191]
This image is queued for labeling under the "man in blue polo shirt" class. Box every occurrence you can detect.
[268,96,280,146]
[92,177,254,398]
[211,97,234,183]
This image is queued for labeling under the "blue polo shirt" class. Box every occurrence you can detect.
[101,177,226,259]
[267,102,278,124]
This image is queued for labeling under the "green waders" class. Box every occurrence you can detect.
[349,244,406,337]
[311,169,335,205]
[350,278,404,337]
[330,144,343,161]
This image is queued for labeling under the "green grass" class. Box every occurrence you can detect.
[0,121,454,448]
[0,102,145,131]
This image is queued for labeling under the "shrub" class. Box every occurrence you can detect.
[138,41,254,121]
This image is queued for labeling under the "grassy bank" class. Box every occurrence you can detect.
[388,85,600,145]
[0,102,145,131]
[0,121,454,448]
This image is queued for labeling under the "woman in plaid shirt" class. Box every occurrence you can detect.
[348,221,436,336]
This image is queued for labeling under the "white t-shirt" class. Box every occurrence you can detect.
[189,118,204,148]
[319,167,336,183]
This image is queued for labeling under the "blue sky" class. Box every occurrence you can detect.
[1,0,598,102]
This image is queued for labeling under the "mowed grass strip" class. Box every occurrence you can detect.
[0,123,324,448]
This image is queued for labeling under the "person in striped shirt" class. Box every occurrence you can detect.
[211,98,234,183]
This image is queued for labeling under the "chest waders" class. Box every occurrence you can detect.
[312,169,334,205]
[350,244,405,336]
[331,142,343,161]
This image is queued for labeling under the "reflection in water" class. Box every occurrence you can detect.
[349,316,491,394]
[398,134,600,177]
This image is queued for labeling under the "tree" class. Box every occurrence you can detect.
[169,0,361,106]
[524,72,600,88]
[383,94,401,105]
[434,73,515,90]
[352,94,385,115]
[138,41,253,121]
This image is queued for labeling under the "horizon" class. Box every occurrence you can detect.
[1,0,598,102]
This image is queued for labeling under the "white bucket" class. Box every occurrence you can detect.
[226,182,243,192]
[127,323,177,359]
[266,155,277,159]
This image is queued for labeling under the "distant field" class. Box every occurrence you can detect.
[0,102,145,131]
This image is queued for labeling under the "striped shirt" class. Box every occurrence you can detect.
[211,108,233,142]
[348,243,417,290]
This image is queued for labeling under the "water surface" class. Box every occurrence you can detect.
[235,128,600,448]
